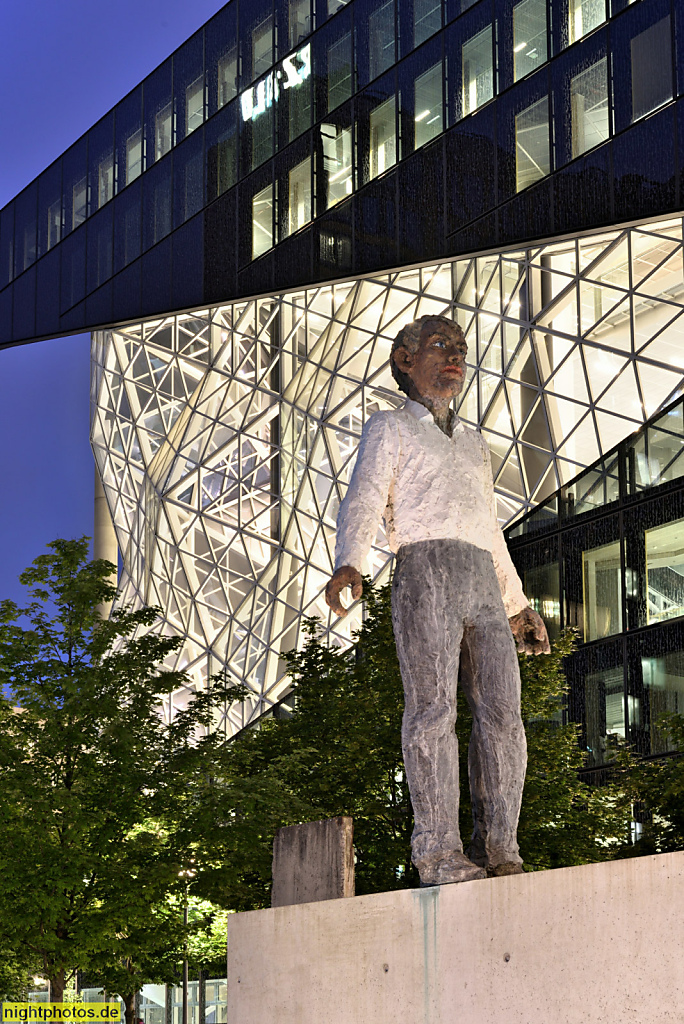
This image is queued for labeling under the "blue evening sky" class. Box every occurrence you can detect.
[0,0,223,605]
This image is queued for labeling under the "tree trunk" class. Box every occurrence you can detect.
[123,992,136,1024]
[49,970,66,1003]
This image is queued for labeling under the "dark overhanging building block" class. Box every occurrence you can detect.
[271,817,355,908]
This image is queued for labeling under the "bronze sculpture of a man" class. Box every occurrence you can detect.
[326,315,550,886]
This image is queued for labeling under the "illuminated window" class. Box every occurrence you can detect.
[523,563,561,640]
[569,0,605,45]
[72,178,87,229]
[646,519,684,625]
[583,540,622,641]
[126,130,143,185]
[369,97,396,179]
[253,18,273,80]
[641,652,684,753]
[186,77,205,135]
[369,0,395,81]
[289,0,311,48]
[286,157,312,237]
[321,124,352,208]
[515,96,549,192]
[571,58,609,158]
[155,103,173,161]
[462,26,493,116]
[513,0,546,82]
[585,666,625,765]
[47,199,61,250]
[414,0,441,47]
[414,64,443,149]
[218,50,238,108]
[98,155,114,209]
[252,184,274,259]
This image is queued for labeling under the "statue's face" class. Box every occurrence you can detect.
[393,321,468,405]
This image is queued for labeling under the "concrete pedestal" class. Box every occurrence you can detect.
[227,851,684,1024]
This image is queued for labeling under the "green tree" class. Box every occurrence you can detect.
[0,539,237,1018]
[0,945,41,1001]
[86,901,185,1024]
[86,896,230,1022]
[617,714,684,857]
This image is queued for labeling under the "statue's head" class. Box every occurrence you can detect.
[391,315,467,406]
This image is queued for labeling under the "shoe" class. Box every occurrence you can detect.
[486,862,525,878]
[418,851,486,886]
[467,836,486,869]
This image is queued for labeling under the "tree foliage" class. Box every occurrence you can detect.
[0,946,40,1001]
[0,539,236,1013]
[615,713,684,857]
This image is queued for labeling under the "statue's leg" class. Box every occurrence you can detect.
[392,540,484,884]
[460,554,527,874]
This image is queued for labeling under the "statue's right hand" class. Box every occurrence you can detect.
[325,566,363,618]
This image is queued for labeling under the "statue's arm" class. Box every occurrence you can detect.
[326,415,396,617]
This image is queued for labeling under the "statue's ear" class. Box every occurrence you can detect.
[392,345,414,373]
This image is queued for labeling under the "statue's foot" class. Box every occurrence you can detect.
[487,861,525,878]
[418,851,486,887]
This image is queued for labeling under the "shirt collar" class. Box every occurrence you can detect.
[404,398,433,421]
[403,398,464,433]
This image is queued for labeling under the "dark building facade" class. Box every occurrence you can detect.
[507,395,684,768]
[1,0,683,348]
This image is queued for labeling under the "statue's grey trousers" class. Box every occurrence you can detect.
[391,538,526,870]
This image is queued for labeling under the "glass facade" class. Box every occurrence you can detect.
[515,96,549,191]
[462,25,494,116]
[570,58,609,157]
[167,980,227,1024]
[320,123,353,206]
[252,184,274,257]
[79,981,227,1024]
[94,214,684,734]
[414,64,443,149]
[2,0,684,346]
[508,393,684,767]
[513,0,547,81]
[286,156,312,235]
[368,96,397,179]
[569,0,606,44]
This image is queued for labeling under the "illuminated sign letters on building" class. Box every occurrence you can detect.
[240,44,311,122]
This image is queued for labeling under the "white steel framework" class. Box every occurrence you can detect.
[92,216,684,734]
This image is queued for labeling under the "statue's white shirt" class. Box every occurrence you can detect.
[334,398,528,617]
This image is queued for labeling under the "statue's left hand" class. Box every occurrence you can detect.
[508,606,550,655]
